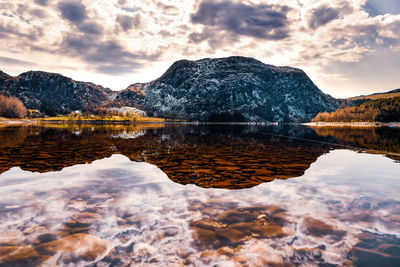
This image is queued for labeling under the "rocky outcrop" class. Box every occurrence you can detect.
[122,56,340,122]
[0,70,113,115]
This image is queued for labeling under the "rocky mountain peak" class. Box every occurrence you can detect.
[129,56,340,122]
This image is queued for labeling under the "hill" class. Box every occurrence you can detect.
[0,70,114,116]
[313,96,400,122]
[348,88,400,101]
[1,57,341,122]
[119,56,340,122]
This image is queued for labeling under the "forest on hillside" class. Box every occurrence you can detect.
[313,96,400,122]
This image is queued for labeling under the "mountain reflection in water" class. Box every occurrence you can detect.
[0,123,399,266]
[1,124,399,189]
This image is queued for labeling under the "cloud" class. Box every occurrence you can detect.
[30,8,48,19]
[309,6,340,29]
[122,7,141,13]
[116,14,141,31]
[188,30,238,50]
[0,22,43,41]
[58,1,87,24]
[118,0,127,5]
[96,63,142,75]
[158,30,172,37]
[34,0,48,6]
[157,3,179,16]
[82,40,138,63]
[308,4,353,30]
[191,1,291,41]
[60,33,160,75]
[0,56,38,67]
[61,36,141,74]
[1,0,400,94]
[78,22,103,35]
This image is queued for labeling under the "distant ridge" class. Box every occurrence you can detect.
[348,88,400,101]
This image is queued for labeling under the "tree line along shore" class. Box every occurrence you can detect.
[312,96,400,123]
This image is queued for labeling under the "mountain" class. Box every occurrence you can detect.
[371,88,400,95]
[1,56,341,122]
[120,56,340,122]
[0,70,113,115]
[348,88,400,101]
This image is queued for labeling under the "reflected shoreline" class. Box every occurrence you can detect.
[0,123,399,188]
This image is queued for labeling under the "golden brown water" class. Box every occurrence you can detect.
[0,124,336,188]
[0,123,399,266]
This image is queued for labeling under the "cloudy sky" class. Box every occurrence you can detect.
[1,0,399,97]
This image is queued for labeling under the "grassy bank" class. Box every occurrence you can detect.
[0,117,37,123]
[0,115,165,126]
[41,114,165,123]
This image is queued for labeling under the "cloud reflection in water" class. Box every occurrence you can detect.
[0,149,399,266]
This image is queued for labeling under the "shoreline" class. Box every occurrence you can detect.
[304,122,400,127]
[0,118,165,126]
[1,118,400,127]
[0,118,38,126]
[42,119,165,125]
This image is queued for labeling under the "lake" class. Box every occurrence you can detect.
[0,123,399,266]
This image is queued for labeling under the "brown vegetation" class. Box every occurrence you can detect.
[43,108,164,122]
[313,96,400,122]
[347,91,400,101]
[0,94,27,118]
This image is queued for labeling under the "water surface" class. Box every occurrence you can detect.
[0,124,399,266]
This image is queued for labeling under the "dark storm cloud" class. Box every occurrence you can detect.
[191,1,291,40]
[309,4,353,30]
[116,14,140,31]
[34,0,49,6]
[309,6,340,29]
[60,34,160,75]
[58,1,87,24]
